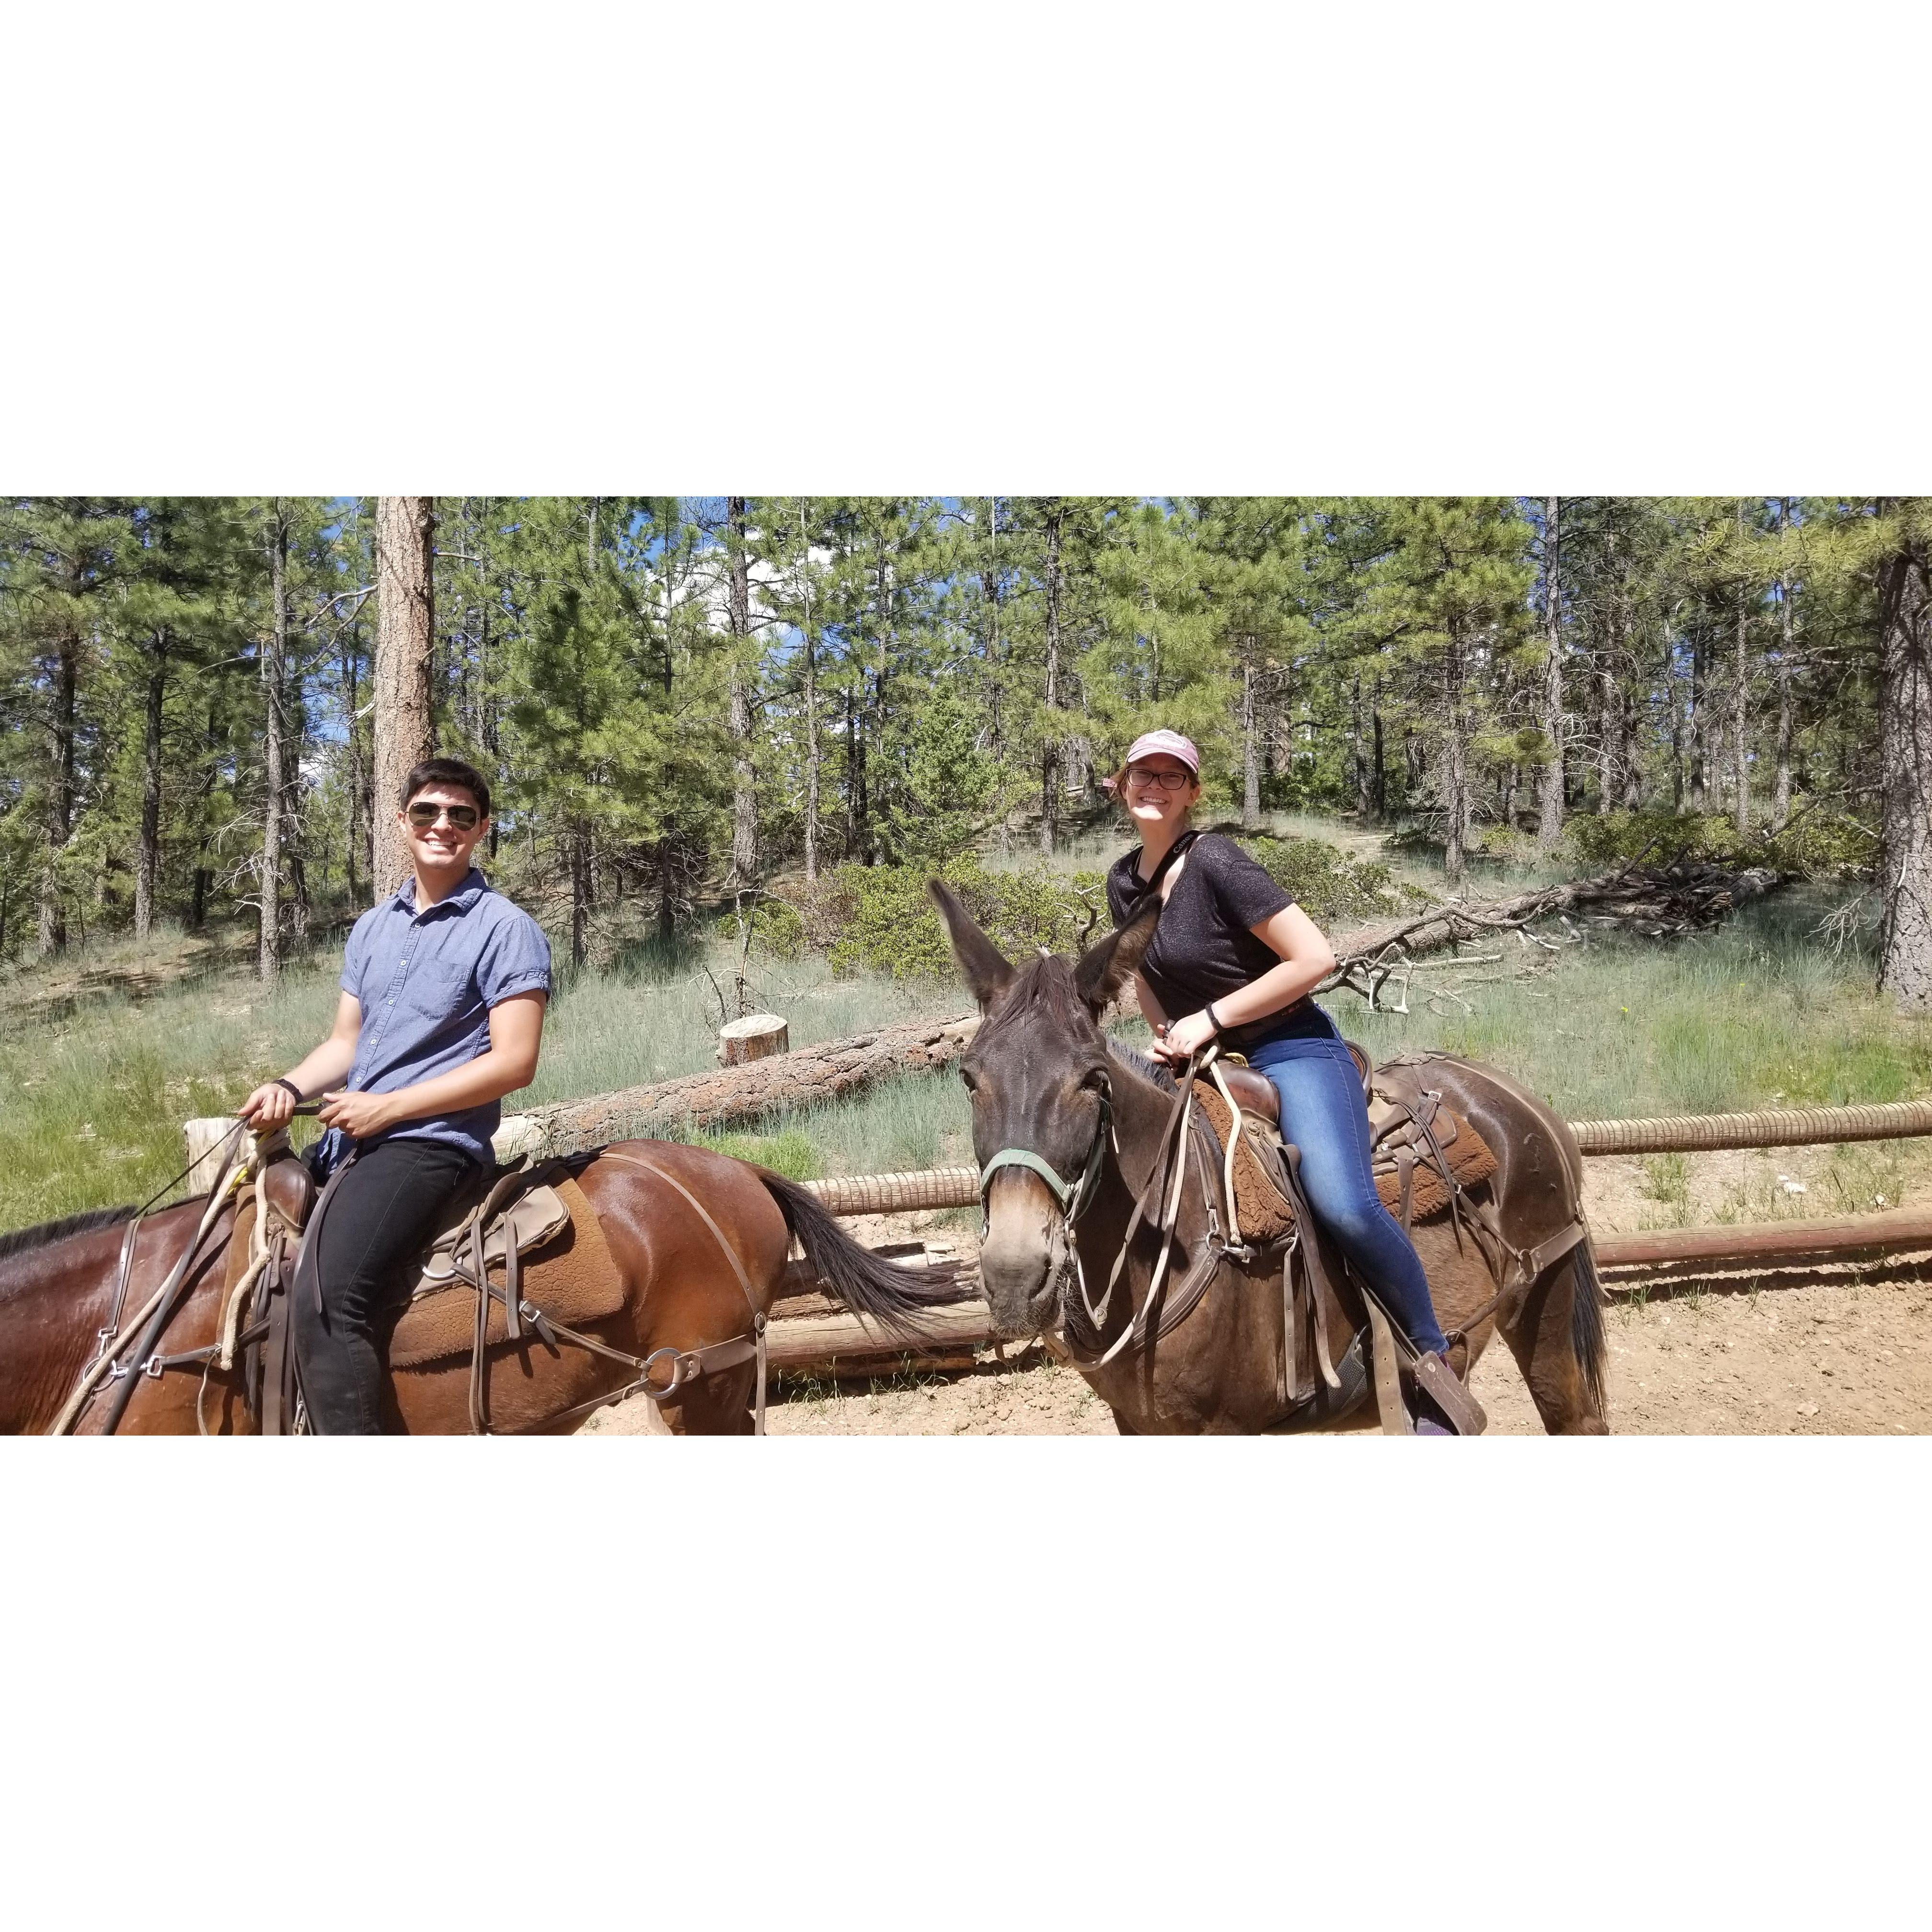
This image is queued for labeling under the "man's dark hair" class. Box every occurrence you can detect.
[401,757,491,821]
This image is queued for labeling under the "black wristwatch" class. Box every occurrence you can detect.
[272,1077,304,1104]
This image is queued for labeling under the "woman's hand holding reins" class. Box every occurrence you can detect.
[1150,1009,1219,1064]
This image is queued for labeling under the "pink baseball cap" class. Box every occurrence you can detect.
[1121,730,1199,776]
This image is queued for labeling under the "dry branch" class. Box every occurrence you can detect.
[1322,861,1786,1000]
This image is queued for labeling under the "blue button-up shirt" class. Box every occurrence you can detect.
[331,868,552,1165]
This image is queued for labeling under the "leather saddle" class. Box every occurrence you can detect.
[262,1152,571,1303]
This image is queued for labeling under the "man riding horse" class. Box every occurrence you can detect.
[239,756,551,1435]
[1102,730,1483,1434]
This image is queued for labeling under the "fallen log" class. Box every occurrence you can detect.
[789,1098,1932,1219]
[523,1011,980,1156]
[1592,1208,1932,1277]
[765,1297,1001,1373]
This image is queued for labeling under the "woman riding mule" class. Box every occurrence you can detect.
[1099,731,1478,1431]
[931,734,1608,1436]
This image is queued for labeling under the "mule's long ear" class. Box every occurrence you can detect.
[930,879,1015,1012]
[1074,903,1160,1016]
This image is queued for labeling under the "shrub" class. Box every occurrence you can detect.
[1563,805,1879,882]
[1231,834,1420,926]
[811,858,1108,978]
[714,896,806,960]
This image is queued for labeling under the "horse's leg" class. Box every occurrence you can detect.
[1499,1244,1610,1436]
[1111,1406,1138,1435]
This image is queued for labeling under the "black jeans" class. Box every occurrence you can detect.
[293,1137,479,1435]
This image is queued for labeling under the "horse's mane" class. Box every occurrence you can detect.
[1106,1038,1175,1091]
[0,1203,138,1265]
[980,953,1177,1093]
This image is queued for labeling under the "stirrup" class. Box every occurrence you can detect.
[1407,1351,1487,1437]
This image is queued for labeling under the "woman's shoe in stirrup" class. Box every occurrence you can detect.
[1408,1350,1487,1437]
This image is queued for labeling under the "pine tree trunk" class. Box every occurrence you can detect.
[1690,637,1707,812]
[1442,623,1468,882]
[1039,501,1063,856]
[260,508,287,982]
[843,683,859,856]
[38,609,79,955]
[1733,505,1751,832]
[373,495,436,899]
[1371,683,1386,820]
[803,626,820,885]
[1352,672,1371,818]
[569,821,589,972]
[1537,495,1566,847]
[1622,684,1643,808]
[1773,498,1794,834]
[1597,659,1618,815]
[658,837,675,940]
[343,627,363,905]
[1876,519,1932,1011]
[1241,653,1261,829]
[284,646,310,949]
[134,631,168,939]
[726,497,758,887]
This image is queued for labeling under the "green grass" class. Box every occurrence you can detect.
[4,828,1925,1237]
[0,922,964,1231]
[1338,887,1932,1122]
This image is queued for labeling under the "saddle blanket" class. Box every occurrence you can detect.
[1194,1077,1498,1248]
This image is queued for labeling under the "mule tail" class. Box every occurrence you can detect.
[1569,1233,1609,1419]
[754,1169,968,1340]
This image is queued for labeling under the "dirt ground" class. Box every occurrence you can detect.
[587,1142,1932,1438]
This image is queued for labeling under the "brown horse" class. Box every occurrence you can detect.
[1,1142,941,1436]
[933,884,1609,1435]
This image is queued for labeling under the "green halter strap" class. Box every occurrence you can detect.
[978,1088,1112,1233]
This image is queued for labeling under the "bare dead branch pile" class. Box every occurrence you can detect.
[1322,861,1786,1009]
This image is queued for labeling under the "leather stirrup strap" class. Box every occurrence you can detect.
[1365,1296,1414,1436]
[1281,1147,1342,1391]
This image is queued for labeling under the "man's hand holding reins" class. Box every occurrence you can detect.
[239,1080,300,1132]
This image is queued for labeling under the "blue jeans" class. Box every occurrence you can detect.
[1247,1027,1449,1357]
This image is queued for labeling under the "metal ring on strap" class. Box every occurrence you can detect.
[640,1346,686,1399]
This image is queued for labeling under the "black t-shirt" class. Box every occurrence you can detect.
[1105,832,1332,1046]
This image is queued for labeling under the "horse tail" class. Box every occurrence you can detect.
[753,1169,966,1339]
[1569,1231,1609,1418]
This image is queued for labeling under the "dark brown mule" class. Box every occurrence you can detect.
[932,885,1609,1436]
[1,1143,940,1436]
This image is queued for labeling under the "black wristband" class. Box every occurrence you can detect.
[272,1077,304,1104]
[1204,1002,1225,1036]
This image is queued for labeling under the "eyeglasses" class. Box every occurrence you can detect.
[1126,765,1195,792]
[407,801,481,830]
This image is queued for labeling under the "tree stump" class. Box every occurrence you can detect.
[717,1012,789,1067]
[184,1117,245,1194]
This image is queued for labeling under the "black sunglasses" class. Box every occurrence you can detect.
[407,801,481,830]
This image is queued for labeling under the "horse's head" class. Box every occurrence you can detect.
[931,881,1160,1339]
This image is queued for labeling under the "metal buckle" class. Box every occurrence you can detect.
[142,1355,166,1379]
[106,1360,131,1381]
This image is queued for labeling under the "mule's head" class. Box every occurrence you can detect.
[931,881,1159,1339]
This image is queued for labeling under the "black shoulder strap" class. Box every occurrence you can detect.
[1121,829,1199,918]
